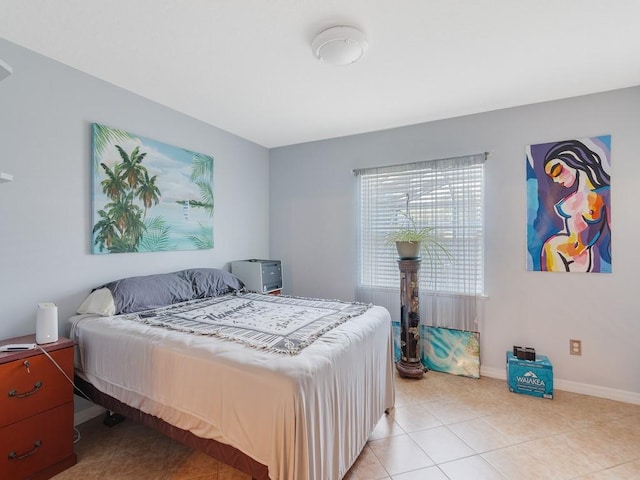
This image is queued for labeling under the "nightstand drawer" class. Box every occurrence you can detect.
[0,401,75,480]
[0,347,73,427]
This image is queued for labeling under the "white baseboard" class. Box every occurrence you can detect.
[74,404,106,426]
[481,366,640,405]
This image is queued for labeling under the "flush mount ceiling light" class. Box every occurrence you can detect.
[311,26,368,66]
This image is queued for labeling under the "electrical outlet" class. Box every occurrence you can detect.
[570,339,582,356]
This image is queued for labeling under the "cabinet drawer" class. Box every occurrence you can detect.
[0,347,73,426]
[0,402,75,480]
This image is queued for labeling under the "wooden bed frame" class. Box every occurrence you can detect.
[75,376,270,480]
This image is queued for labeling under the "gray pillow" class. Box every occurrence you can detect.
[102,272,195,314]
[176,268,244,298]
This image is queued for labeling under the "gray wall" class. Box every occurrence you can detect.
[0,39,270,341]
[269,87,640,401]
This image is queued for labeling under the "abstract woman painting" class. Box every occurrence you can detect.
[526,136,611,273]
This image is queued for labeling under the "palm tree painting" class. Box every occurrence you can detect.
[91,123,214,254]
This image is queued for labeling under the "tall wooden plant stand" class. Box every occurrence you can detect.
[396,258,425,379]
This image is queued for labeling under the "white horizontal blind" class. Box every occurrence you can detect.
[355,154,486,300]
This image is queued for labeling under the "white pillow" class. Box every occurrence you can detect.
[76,288,116,317]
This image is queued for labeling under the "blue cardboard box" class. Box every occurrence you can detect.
[506,351,553,399]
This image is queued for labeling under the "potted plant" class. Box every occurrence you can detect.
[386,212,451,262]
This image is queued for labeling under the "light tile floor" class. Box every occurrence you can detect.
[54,371,640,479]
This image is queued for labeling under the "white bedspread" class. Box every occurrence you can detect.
[69,303,394,480]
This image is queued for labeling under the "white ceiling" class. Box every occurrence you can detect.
[1,0,639,148]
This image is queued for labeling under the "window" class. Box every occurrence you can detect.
[354,153,486,329]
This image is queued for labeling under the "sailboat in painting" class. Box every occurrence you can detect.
[183,199,190,222]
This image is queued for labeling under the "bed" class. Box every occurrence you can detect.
[69,268,395,480]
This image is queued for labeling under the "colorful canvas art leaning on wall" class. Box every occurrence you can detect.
[391,323,480,378]
[424,326,480,379]
[526,135,611,273]
[91,123,214,254]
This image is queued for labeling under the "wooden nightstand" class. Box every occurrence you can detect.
[0,335,77,479]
